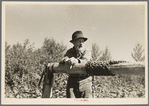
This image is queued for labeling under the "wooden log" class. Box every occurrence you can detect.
[109,62,145,75]
[48,62,87,75]
[48,62,145,75]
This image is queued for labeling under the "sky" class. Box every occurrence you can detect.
[3,2,147,62]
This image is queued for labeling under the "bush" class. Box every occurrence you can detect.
[93,75,145,98]
[5,38,66,98]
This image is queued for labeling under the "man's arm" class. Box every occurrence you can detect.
[60,49,74,65]
[62,48,91,65]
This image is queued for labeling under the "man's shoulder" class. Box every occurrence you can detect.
[66,47,75,53]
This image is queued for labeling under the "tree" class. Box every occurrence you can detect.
[91,43,102,61]
[40,37,67,63]
[5,38,68,98]
[131,43,145,62]
[100,46,112,61]
[5,40,37,98]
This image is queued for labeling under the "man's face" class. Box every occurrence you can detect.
[73,38,85,51]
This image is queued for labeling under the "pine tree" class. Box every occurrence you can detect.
[100,46,112,61]
[91,43,102,61]
[131,43,145,62]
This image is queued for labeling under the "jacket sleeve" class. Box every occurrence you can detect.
[78,49,91,64]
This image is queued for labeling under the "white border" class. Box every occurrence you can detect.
[1,1,148,105]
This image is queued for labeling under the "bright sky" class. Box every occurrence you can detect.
[3,2,147,62]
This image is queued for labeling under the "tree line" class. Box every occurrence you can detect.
[91,43,145,62]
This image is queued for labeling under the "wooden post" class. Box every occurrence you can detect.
[41,65,54,98]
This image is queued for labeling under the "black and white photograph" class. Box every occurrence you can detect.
[1,1,148,105]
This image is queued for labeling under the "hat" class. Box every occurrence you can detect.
[70,31,88,43]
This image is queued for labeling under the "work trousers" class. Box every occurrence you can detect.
[66,75,92,98]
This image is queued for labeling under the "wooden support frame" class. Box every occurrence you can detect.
[41,62,145,98]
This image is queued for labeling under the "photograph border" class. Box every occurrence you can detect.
[1,1,148,105]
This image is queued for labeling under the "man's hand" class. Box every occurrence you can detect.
[65,57,78,69]
[67,57,78,66]
[60,56,70,64]
[60,57,78,66]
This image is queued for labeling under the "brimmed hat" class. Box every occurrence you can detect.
[70,31,88,43]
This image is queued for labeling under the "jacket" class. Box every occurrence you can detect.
[64,46,91,64]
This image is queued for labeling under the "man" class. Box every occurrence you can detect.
[61,31,92,98]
